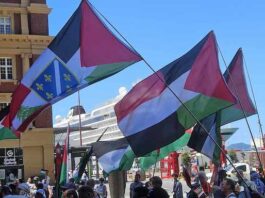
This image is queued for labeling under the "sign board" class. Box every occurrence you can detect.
[0,148,23,167]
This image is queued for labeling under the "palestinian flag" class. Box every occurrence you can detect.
[3,0,142,133]
[59,125,70,185]
[73,146,93,182]
[115,31,236,156]
[188,114,222,164]
[139,130,192,170]
[220,48,256,125]
[0,106,18,140]
[188,49,256,164]
[92,138,135,174]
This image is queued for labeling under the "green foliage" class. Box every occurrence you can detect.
[17,106,41,121]
[228,150,238,163]
[181,152,191,167]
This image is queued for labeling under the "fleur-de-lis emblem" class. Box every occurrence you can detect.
[64,73,71,81]
[44,74,52,82]
[46,92,53,100]
[36,83,43,91]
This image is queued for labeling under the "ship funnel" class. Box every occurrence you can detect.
[67,105,86,117]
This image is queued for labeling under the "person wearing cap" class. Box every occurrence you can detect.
[172,173,183,198]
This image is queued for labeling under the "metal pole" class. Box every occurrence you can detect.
[218,47,263,170]
[243,55,265,148]
[77,90,82,146]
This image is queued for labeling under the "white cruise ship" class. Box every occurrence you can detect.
[54,87,128,147]
[54,86,238,148]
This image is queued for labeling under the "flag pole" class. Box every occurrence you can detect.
[152,150,160,177]
[96,127,109,142]
[77,90,82,146]
[243,54,265,149]
[218,47,264,171]
[67,122,71,181]
[75,127,109,169]
[88,3,250,186]
[74,127,109,181]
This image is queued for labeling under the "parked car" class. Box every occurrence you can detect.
[206,162,253,182]
[225,162,252,180]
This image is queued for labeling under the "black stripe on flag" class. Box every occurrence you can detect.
[127,112,186,157]
[188,114,217,152]
[92,138,129,158]
[49,3,81,63]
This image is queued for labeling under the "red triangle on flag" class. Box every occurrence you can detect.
[80,1,142,67]
[185,32,236,104]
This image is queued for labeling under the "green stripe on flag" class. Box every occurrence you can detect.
[118,147,135,172]
[59,163,67,185]
[0,128,17,140]
[220,107,253,126]
[85,61,136,84]
[213,114,222,165]
[139,133,191,170]
[176,95,233,128]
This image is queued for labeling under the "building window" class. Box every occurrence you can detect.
[0,17,11,34]
[0,103,8,111]
[0,58,13,80]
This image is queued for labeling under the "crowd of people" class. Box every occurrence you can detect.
[183,166,265,198]
[1,167,265,197]
[63,174,171,198]
[0,177,53,198]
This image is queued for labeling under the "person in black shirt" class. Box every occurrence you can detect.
[148,176,169,198]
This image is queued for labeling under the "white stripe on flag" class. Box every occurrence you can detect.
[66,49,97,84]
[98,148,127,174]
[54,59,62,95]
[22,90,47,107]
[118,71,198,137]
[201,123,217,159]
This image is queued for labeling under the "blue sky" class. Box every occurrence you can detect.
[47,0,265,146]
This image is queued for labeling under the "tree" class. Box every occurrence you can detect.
[228,150,238,163]
[181,152,191,167]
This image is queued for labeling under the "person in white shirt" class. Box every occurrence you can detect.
[95,178,107,198]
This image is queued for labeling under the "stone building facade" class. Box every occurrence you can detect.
[0,0,54,183]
